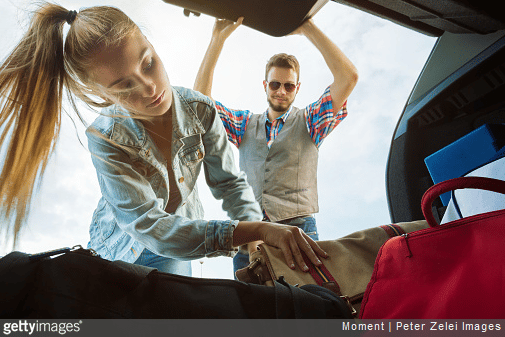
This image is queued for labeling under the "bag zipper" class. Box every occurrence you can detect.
[400,234,413,258]
[29,245,98,261]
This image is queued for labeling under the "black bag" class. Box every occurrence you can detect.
[0,246,353,319]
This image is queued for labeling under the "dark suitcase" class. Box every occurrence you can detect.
[0,246,353,318]
[161,0,329,36]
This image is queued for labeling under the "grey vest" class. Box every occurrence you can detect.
[239,107,319,222]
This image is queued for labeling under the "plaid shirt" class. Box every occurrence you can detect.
[215,86,347,149]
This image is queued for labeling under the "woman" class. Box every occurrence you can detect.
[0,3,327,276]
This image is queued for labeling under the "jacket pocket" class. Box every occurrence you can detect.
[180,144,205,165]
[180,144,205,179]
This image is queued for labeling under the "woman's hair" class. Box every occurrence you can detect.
[0,2,138,246]
[265,53,300,83]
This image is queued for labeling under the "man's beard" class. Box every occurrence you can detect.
[267,96,294,113]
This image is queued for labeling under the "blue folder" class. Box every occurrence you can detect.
[424,124,505,205]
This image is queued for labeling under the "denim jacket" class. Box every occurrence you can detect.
[86,86,262,263]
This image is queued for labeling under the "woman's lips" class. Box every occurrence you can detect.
[147,90,165,108]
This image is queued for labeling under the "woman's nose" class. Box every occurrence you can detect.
[143,80,156,97]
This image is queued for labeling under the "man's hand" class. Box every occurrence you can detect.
[288,17,358,114]
[194,17,244,97]
[212,17,244,42]
[288,18,314,36]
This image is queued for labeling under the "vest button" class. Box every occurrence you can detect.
[179,177,184,183]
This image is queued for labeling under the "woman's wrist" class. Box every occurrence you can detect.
[232,221,265,247]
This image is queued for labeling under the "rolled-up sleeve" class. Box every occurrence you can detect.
[305,85,348,148]
[205,220,238,257]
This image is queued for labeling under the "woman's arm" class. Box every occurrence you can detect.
[86,126,237,261]
[200,96,261,222]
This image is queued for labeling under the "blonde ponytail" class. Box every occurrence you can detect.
[0,3,69,246]
[0,3,138,246]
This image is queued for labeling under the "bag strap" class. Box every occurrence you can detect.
[302,224,404,290]
[300,251,340,293]
[422,176,505,227]
[379,224,406,237]
[300,224,405,297]
[274,277,355,318]
[274,277,328,318]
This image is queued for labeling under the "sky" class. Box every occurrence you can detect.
[0,0,436,279]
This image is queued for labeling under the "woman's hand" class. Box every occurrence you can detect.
[212,17,244,41]
[260,222,328,271]
[247,240,263,256]
[233,221,328,272]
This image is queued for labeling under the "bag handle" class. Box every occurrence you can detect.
[422,176,505,227]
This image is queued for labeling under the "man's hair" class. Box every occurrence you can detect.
[265,53,300,82]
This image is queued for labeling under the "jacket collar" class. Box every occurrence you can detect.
[171,86,205,139]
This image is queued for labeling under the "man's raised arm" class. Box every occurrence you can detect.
[293,18,358,113]
[193,17,243,98]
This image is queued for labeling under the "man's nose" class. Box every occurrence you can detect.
[277,85,287,94]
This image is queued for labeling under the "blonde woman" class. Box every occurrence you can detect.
[0,3,327,276]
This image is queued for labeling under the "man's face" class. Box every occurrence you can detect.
[263,67,300,113]
[89,30,172,118]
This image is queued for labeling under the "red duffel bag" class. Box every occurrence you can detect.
[359,176,505,319]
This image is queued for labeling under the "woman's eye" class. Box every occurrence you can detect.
[144,59,154,71]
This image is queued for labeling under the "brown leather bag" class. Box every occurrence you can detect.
[236,220,429,316]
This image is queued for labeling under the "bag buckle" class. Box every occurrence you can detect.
[340,295,357,317]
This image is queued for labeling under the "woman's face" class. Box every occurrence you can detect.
[89,30,172,118]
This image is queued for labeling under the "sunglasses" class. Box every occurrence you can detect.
[266,81,298,92]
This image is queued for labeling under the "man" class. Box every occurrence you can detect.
[194,17,358,273]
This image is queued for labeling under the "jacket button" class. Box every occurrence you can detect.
[179,177,184,183]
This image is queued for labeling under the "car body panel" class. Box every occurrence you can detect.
[161,0,328,36]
